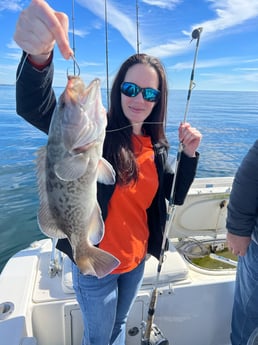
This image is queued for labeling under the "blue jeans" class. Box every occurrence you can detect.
[72,258,145,345]
[231,240,258,345]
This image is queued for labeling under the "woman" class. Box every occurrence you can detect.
[14,1,202,344]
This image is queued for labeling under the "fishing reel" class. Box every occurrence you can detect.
[141,323,169,345]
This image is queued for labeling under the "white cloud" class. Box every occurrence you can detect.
[76,0,138,49]
[7,39,19,49]
[76,0,258,59]
[6,52,22,60]
[200,71,258,86]
[68,28,88,38]
[145,0,258,58]
[170,56,258,72]
[0,0,24,12]
[187,0,258,37]
[141,0,182,10]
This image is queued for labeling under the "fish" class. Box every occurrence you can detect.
[36,76,120,278]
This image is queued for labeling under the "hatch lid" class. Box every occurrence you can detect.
[168,177,233,239]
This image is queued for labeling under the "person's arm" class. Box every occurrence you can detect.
[227,140,258,237]
[164,151,199,205]
[163,121,201,204]
[14,0,74,133]
[16,51,56,133]
[226,140,258,256]
[174,151,199,204]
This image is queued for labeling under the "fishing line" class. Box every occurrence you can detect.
[16,52,29,83]
[67,0,80,77]
[71,0,76,75]
[106,121,164,133]
[142,27,203,345]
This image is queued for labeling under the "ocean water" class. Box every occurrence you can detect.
[0,84,257,272]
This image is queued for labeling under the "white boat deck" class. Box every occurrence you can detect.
[0,177,236,345]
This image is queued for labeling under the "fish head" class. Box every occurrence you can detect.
[57,76,106,154]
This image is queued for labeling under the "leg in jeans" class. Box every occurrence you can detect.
[110,259,145,345]
[72,263,118,345]
[72,259,145,345]
[231,240,258,345]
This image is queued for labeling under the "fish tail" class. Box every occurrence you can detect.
[76,247,120,278]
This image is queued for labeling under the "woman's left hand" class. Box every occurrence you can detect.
[178,122,202,157]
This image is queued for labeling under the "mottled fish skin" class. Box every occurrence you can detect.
[36,76,120,278]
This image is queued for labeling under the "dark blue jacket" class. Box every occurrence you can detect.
[16,52,199,260]
[227,140,258,241]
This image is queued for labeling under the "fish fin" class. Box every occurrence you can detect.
[76,247,120,278]
[36,146,47,170]
[36,148,67,239]
[54,155,90,181]
[97,157,116,185]
[37,206,67,239]
[88,203,105,245]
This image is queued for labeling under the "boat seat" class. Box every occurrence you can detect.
[142,240,189,285]
[61,240,189,294]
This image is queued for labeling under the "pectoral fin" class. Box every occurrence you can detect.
[54,154,90,181]
[97,158,116,185]
[88,203,105,245]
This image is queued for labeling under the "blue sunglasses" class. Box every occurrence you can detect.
[120,82,160,102]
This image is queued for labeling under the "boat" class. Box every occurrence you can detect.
[0,176,241,345]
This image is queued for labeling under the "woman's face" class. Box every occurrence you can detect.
[121,63,159,135]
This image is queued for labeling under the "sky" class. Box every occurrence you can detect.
[0,0,258,91]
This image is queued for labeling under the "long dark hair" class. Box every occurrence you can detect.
[103,53,169,185]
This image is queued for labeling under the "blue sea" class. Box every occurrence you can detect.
[0,84,257,272]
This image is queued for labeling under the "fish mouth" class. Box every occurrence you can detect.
[65,77,101,106]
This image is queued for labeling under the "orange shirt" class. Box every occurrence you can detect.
[99,135,158,274]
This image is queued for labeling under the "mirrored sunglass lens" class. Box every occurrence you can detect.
[143,88,160,102]
[121,82,160,102]
[121,82,140,97]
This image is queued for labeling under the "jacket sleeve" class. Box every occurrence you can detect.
[16,52,56,134]
[226,140,258,237]
[164,151,199,205]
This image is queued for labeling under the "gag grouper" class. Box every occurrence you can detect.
[36,76,120,278]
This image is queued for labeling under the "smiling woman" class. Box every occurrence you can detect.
[120,62,160,135]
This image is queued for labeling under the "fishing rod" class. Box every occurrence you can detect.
[67,0,80,77]
[141,27,203,345]
[136,0,140,54]
[104,0,110,109]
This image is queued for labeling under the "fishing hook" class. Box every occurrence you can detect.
[67,54,80,77]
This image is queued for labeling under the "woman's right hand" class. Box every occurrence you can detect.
[14,0,73,62]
